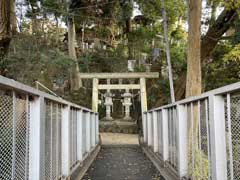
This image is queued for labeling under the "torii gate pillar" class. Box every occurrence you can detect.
[79,73,159,115]
[92,78,99,112]
[140,78,148,114]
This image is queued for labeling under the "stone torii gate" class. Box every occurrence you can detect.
[79,72,159,117]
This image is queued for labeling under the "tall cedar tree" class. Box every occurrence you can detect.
[0,0,11,60]
[186,0,202,97]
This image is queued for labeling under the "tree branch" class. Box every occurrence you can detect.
[175,8,238,100]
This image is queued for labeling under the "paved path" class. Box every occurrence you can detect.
[82,145,164,180]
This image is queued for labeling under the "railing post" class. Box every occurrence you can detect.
[29,96,45,180]
[86,112,91,152]
[61,105,70,178]
[177,104,188,178]
[143,112,147,143]
[161,108,169,162]
[153,110,158,152]
[147,112,153,147]
[77,109,83,162]
[209,95,227,180]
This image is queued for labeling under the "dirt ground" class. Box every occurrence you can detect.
[100,133,139,145]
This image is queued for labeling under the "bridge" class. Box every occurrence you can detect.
[0,74,239,180]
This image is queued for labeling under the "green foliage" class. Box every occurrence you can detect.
[41,0,66,17]
[170,42,187,75]
[2,34,72,86]
[223,43,240,62]
[223,0,240,10]
[3,0,239,108]
[96,26,112,38]
[79,52,93,72]
[188,149,209,180]
[207,0,240,9]
[136,0,186,27]
[120,0,133,20]
[128,26,156,54]
[134,64,146,72]
[171,26,186,41]
[204,42,240,91]
[24,0,40,18]
[232,20,240,44]
[130,26,156,41]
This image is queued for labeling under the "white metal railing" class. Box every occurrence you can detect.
[143,81,240,180]
[0,75,99,180]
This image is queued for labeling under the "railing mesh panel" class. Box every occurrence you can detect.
[70,108,78,169]
[199,99,211,179]
[145,113,148,144]
[52,104,57,180]
[44,101,62,180]
[0,92,14,180]
[82,112,87,156]
[95,114,98,145]
[0,78,98,180]
[149,112,153,147]
[186,99,211,179]
[143,84,240,180]
[57,105,62,178]
[157,110,163,159]
[91,113,95,148]
[187,103,192,177]
[45,101,52,180]
[167,107,178,171]
[15,96,29,180]
[226,93,240,180]
[0,91,29,180]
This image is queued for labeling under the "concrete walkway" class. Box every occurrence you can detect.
[82,133,164,180]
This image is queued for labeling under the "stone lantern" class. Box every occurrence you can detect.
[122,89,133,121]
[104,92,114,121]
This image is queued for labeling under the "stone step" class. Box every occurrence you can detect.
[99,120,138,134]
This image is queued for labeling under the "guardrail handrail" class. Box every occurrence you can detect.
[147,81,240,112]
[143,81,240,180]
[0,75,99,180]
[0,75,92,112]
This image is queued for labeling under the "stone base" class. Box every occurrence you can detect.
[99,119,138,134]
[101,116,114,121]
[122,116,133,121]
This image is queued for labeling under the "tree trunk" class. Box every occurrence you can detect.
[0,0,11,59]
[10,0,17,35]
[210,1,217,25]
[68,17,82,91]
[55,15,59,45]
[126,18,133,60]
[42,13,47,45]
[120,0,133,60]
[201,9,238,63]
[30,3,39,35]
[175,8,238,100]
[186,0,202,97]
[186,0,202,178]
[161,0,175,103]
[18,2,24,32]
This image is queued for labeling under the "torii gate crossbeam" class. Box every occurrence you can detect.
[78,72,159,116]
